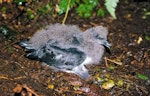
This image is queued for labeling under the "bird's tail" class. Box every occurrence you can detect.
[18,39,29,47]
[18,39,36,52]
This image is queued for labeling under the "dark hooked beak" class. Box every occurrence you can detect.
[103,40,111,54]
[97,39,111,54]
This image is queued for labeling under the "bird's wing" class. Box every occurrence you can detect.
[45,42,86,70]
[22,38,86,70]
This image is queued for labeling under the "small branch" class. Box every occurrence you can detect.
[104,57,122,65]
[62,0,71,24]
[0,76,9,80]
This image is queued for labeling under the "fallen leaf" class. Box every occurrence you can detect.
[94,76,103,83]
[137,36,143,44]
[70,81,82,87]
[102,80,115,90]
[13,84,22,93]
[116,79,124,87]
[48,84,54,90]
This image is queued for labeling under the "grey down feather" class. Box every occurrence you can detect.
[19,23,110,79]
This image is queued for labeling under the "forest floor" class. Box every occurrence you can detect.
[0,0,150,96]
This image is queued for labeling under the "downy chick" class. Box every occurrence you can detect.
[19,24,110,79]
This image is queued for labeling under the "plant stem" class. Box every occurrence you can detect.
[62,0,71,24]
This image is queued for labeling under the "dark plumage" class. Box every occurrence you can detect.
[19,23,110,79]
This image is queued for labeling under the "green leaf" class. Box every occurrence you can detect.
[59,0,68,15]
[76,4,93,18]
[27,9,35,20]
[105,0,119,19]
[83,0,89,4]
[108,65,115,70]
[38,3,51,15]
[59,0,79,15]
[59,0,99,18]
[70,0,79,8]
[97,8,105,17]
[136,73,148,80]
[89,0,99,6]
[102,79,115,90]
[84,12,91,18]
[145,35,150,41]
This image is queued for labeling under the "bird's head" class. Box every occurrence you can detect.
[84,26,111,54]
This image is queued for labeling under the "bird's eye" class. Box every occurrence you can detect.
[47,48,51,52]
[47,49,51,51]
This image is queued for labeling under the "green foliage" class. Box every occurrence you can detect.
[58,0,119,19]
[59,0,79,15]
[76,0,98,18]
[13,0,26,5]
[105,0,119,19]
[136,73,148,80]
[26,9,35,20]
[70,0,80,8]
[145,35,150,41]
[58,0,68,15]
[38,3,51,15]
[97,8,105,17]
[1,7,7,12]
[108,65,115,70]
[58,0,100,18]
[76,4,93,18]
[0,25,17,40]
